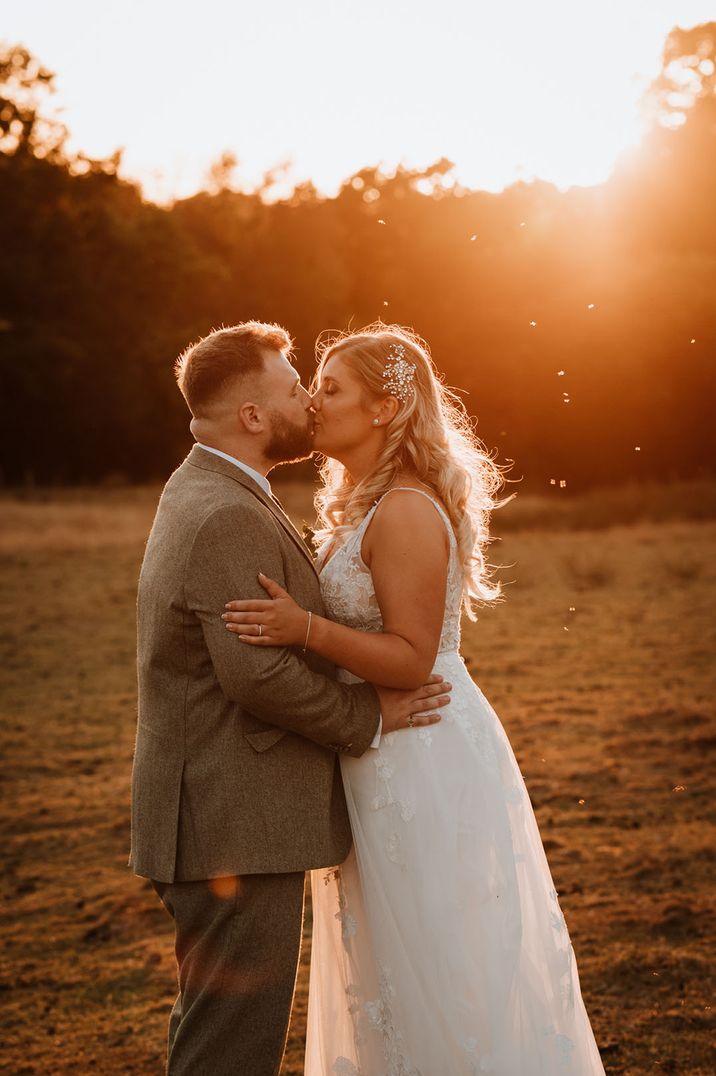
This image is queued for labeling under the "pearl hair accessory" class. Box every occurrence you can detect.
[382,342,416,403]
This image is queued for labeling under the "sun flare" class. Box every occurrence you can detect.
[1,0,714,201]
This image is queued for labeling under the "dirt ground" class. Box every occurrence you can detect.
[1,483,714,1074]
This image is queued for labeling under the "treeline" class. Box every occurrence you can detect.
[0,26,714,489]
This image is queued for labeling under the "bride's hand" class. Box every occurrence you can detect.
[222,573,309,647]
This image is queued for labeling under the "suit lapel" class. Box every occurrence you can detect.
[187,445,318,575]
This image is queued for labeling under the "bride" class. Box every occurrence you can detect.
[223,324,606,1074]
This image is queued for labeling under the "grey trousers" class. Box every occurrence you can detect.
[152,871,305,1076]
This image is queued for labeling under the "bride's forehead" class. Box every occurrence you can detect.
[320,353,352,382]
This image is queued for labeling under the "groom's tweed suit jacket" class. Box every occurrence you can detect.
[129,445,380,883]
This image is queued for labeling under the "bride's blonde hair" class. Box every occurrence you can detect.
[313,323,512,617]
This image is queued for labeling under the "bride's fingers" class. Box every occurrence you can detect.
[224,622,266,635]
[224,620,275,644]
[224,600,272,612]
[222,610,264,624]
[257,573,288,599]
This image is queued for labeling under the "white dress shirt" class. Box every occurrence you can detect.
[195,442,382,748]
[196,443,272,496]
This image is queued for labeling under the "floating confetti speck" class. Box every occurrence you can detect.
[519,221,526,227]
[529,321,537,327]
[563,626,569,632]
[578,799,585,805]
[569,607,575,612]
[559,480,567,488]
[557,370,565,376]
[550,479,556,485]
[377,218,386,225]
[690,339,696,344]
[672,785,686,792]
[470,234,477,241]
[383,300,389,306]
[635,446,641,452]
[587,303,595,310]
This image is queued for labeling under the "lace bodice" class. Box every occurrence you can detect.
[317,488,463,656]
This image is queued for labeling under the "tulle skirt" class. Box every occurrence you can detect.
[305,653,605,1075]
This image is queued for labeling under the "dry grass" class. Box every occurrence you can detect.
[1,482,715,1074]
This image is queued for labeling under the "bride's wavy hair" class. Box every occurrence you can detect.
[312,323,513,617]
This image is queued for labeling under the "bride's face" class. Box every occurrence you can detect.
[311,353,378,458]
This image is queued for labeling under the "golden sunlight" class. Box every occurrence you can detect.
[3,0,714,201]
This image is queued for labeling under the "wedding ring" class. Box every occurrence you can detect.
[258,625,263,637]
[407,714,415,727]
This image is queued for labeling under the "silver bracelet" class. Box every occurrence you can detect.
[302,610,312,653]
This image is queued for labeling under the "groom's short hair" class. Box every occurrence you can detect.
[175,322,292,416]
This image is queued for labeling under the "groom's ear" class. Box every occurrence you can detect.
[237,401,265,434]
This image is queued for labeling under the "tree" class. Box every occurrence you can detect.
[0,43,65,161]
[0,34,714,487]
[205,151,239,195]
[644,22,716,130]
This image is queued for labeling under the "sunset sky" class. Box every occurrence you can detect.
[3,0,714,202]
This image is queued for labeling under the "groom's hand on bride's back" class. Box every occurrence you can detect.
[377,674,451,734]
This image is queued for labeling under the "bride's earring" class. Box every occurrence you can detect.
[372,419,380,426]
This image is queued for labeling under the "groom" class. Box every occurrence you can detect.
[129,322,449,1075]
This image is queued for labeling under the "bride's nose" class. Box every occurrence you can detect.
[310,391,323,411]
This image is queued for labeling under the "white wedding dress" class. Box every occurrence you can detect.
[304,489,606,1075]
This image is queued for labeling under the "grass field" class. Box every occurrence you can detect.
[1,480,715,1074]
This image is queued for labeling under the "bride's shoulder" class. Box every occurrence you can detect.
[365,485,450,546]
[382,481,446,515]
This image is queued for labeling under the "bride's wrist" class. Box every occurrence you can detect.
[304,611,328,654]
[301,609,313,651]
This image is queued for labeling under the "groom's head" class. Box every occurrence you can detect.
[175,322,314,466]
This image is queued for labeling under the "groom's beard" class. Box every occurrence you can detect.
[264,409,314,465]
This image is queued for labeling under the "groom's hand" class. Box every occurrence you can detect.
[377,674,451,734]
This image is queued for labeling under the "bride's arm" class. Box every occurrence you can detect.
[223,492,450,689]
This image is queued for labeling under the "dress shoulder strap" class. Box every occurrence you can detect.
[377,487,456,547]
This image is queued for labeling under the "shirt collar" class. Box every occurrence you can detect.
[195,443,272,497]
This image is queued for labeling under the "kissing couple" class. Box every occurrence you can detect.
[130,321,605,1074]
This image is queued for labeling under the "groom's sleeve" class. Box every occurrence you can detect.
[185,502,381,758]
